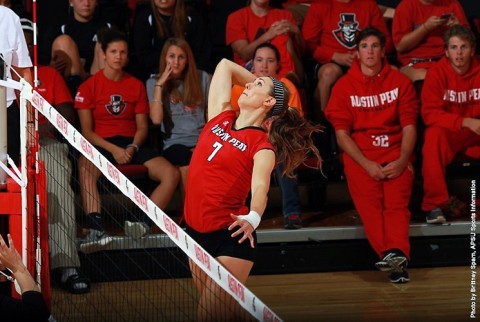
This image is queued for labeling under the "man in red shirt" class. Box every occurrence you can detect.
[392,0,468,83]
[421,25,480,224]
[326,27,418,283]
[303,0,393,121]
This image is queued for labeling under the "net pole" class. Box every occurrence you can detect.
[0,56,6,190]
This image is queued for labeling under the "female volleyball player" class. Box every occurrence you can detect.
[184,58,321,320]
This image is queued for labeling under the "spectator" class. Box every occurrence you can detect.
[392,0,468,83]
[226,0,305,85]
[0,4,33,166]
[230,42,307,229]
[303,0,393,121]
[49,0,111,95]
[132,0,211,81]
[147,38,210,200]
[0,234,50,322]
[22,18,90,294]
[75,29,179,253]
[421,25,480,224]
[326,27,419,283]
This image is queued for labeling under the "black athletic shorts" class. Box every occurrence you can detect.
[163,144,193,167]
[186,224,257,262]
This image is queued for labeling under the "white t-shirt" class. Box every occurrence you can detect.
[0,6,32,107]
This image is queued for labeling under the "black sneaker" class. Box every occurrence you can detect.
[389,270,410,283]
[375,250,408,272]
[284,214,302,230]
[426,208,446,224]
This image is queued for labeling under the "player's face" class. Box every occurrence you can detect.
[445,36,474,74]
[104,41,128,71]
[253,47,279,78]
[165,45,187,78]
[70,0,97,22]
[239,77,274,109]
[357,35,384,70]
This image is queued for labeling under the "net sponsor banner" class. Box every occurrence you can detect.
[22,83,281,322]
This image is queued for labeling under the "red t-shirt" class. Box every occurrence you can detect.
[226,7,297,77]
[421,56,480,130]
[184,110,274,233]
[34,66,73,125]
[325,58,419,164]
[303,0,393,64]
[392,0,468,67]
[74,71,149,138]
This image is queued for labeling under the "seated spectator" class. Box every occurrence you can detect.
[49,0,111,95]
[22,19,90,294]
[75,29,179,253]
[0,234,50,322]
[147,38,210,200]
[230,42,307,229]
[326,27,419,284]
[392,0,468,83]
[421,25,480,224]
[303,0,393,121]
[226,0,305,85]
[132,0,211,80]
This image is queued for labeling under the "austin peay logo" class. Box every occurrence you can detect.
[333,13,360,49]
[106,95,126,115]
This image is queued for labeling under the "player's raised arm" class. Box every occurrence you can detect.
[207,59,255,121]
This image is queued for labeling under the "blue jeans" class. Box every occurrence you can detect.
[275,162,301,217]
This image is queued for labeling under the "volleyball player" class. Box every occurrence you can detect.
[184,58,321,320]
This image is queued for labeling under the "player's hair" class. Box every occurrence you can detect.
[356,26,386,48]
[150,0,186,39]
[99,28,128,52]
[444,25,476,49]
[266,80,322,177]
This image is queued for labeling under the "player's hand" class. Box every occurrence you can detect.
[332,52,355,67]
[228,213,255,248]
[382,159,409,179]
[463,118,480,135]
[364,160,386,181]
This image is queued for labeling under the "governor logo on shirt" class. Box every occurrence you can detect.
[106,95,127,115]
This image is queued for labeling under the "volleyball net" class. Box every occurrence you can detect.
[0,68,282,321]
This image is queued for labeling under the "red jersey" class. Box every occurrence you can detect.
[392,0,468,67]
[325,58,419,164]
[74,71,149,138]
[226,7,297,77]
[303,0,393,64]
[421,56,480,130]
[184,110,274,233]
[34,66,73,125]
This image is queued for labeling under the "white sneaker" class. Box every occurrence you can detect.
[79,229,113,254]
[124,221,150,239]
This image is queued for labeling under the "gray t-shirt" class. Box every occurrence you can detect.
[146,70,211,150]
